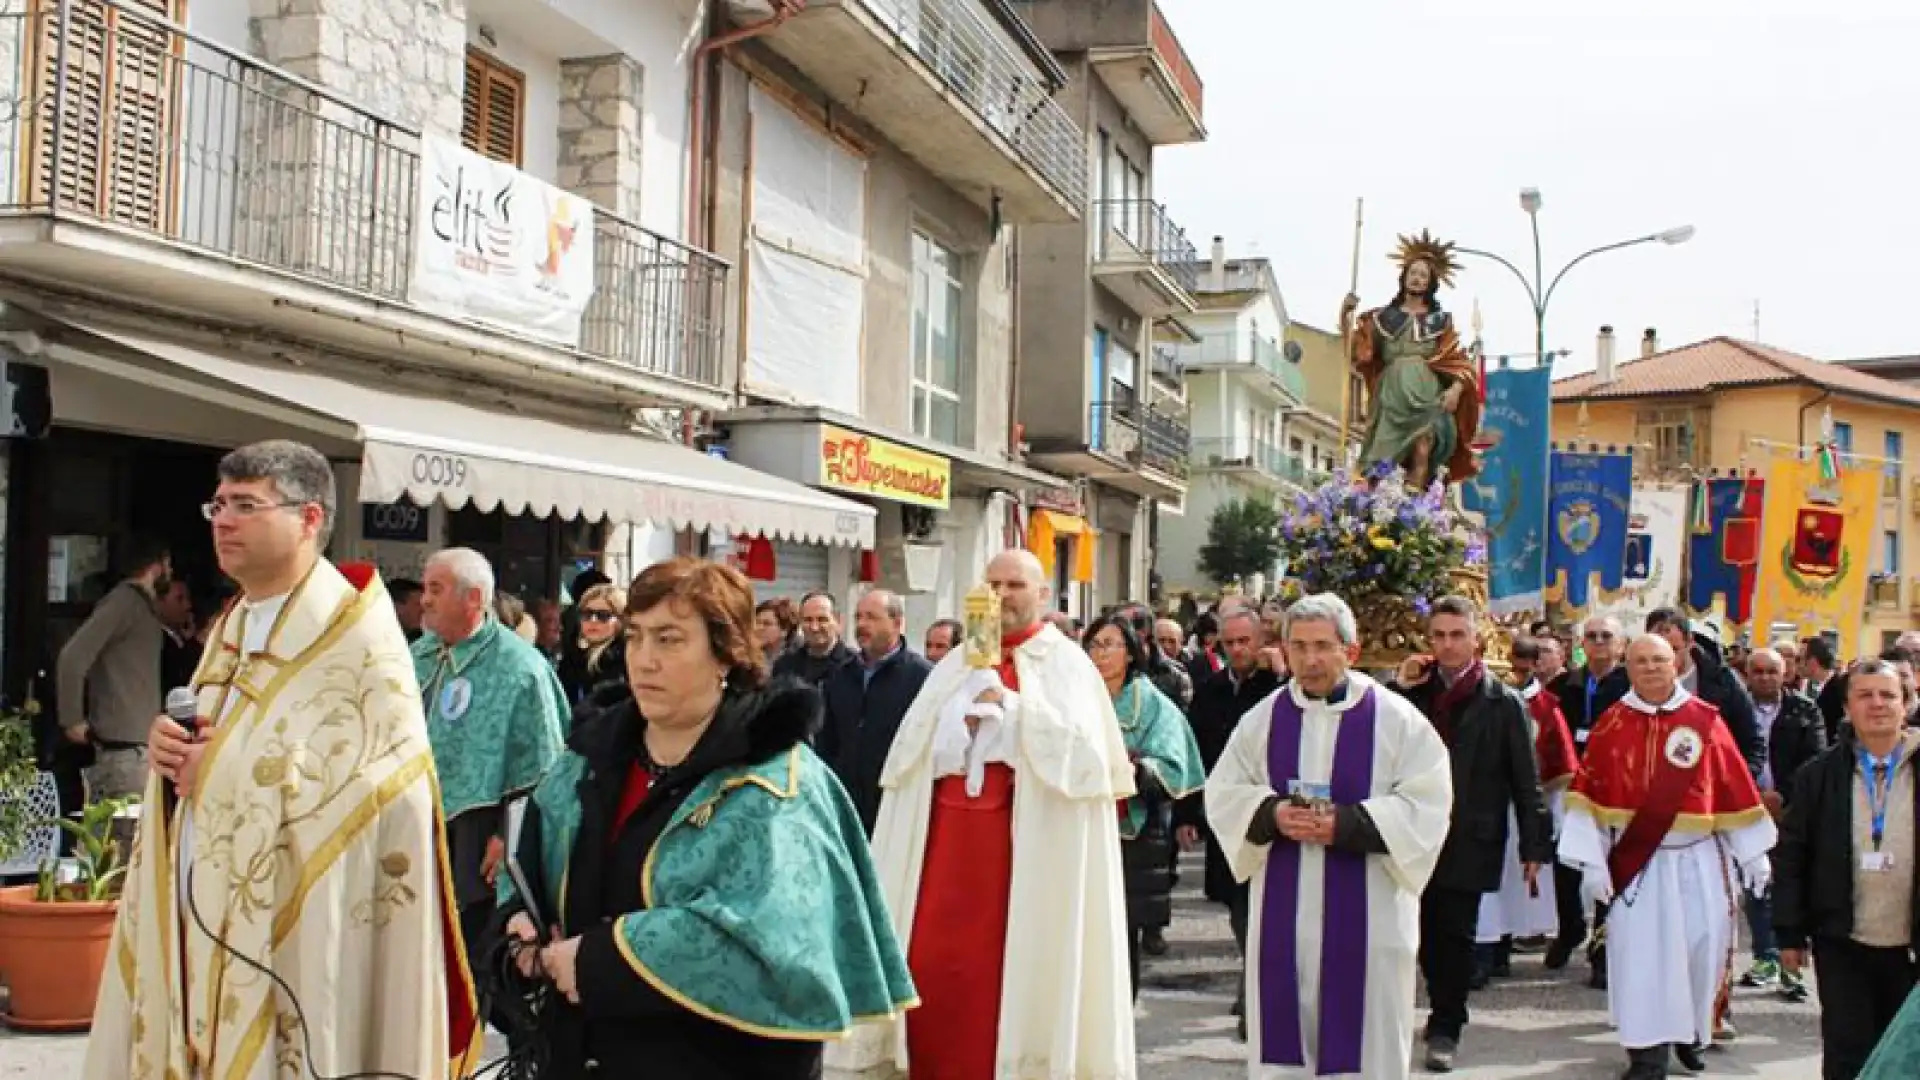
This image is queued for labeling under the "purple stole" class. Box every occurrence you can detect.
[1259,686,1378,1075]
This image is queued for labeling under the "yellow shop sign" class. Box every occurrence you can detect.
[818,425,951,509]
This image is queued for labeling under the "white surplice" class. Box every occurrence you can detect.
[1478,682,1567,941]
[1557,686,1776,1049]
[826,623,1136,1080]
[1206,672,1454,1080]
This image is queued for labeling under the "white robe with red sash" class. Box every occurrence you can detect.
[1558,686,1775,1050]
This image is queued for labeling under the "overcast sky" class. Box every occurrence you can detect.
[1152,0,1915,374]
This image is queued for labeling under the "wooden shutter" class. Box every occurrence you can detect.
[26,0,179,230]
[461,48,524,166]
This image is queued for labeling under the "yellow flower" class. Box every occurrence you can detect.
[1367,526,1398,551]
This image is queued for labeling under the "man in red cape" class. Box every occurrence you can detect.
[829,549,1135,1079]
[1558,634,1774,1080]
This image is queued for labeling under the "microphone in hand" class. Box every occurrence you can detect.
[162,687,199,801]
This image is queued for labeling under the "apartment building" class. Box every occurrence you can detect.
[1003,0,1206,614]
[0,0,886,687]
[1157,243,1344,598]
[695,0,1086,628]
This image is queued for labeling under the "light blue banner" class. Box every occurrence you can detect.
[1546,450,1634,611]
[1463,366,1553,615]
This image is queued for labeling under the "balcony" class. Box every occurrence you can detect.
[1029,397,1186,499]
[752,0,1086,223]
[1170,330,1307,402]
[1010,0,1203,145]
[1192,438,1328,492]
[0,0,730,405]
[1091,199,1198,317]
[1872,575,1902,608]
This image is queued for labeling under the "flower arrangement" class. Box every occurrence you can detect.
[1277,461,1487,611]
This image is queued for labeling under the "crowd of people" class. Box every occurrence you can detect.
[47,436,1920,1080]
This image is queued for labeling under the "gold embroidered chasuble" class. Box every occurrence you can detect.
[85,560,481,1080]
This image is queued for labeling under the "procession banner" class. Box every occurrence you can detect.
[1751,456,1878,660]
[1462,366,1551,615]
[1545,449,1633,613]
[1593,485,1687,629]
[410,134,597,347]
[1685,475,1766,629]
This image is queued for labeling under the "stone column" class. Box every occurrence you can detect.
[235,0,468,299]
[558,54,645,366]
[557,54,643,218]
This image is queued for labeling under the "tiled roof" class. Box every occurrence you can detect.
[1551,336,1920,408]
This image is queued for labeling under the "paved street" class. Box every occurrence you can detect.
[0,852,1829,1077]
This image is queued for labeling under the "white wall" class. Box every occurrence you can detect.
[471,24,563,183]
[1235,292,1287,346]
[188,0,249,53]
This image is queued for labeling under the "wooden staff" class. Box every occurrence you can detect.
[1338,197,1364,460]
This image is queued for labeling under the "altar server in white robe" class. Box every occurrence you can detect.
[1558,633,1775,1080]
[1477,637,1580,952]
[1206,593,1453,1080]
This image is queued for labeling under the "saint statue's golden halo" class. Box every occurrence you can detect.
[1391,229,1460,288]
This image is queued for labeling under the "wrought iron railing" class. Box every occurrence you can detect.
[0,0,729,388]
[1139,401,1190,478]
[1871,575,1902,608]
[1093,198,1198,295]
[1151,344,1184,384]
[1167,330,1307,400]
[1192,437,1285,475]
[858,0,1086,209]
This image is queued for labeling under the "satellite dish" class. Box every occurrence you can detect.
[1283,340,1303,364]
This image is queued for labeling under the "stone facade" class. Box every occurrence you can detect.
[232,0,468,299]
[557,54,644,219]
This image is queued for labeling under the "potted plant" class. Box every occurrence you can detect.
[1276,462,1488,670]
[0,793,137,1031]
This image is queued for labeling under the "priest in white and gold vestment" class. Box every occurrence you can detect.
[86,441,479,1080]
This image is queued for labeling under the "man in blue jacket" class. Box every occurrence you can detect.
[817,588,932,833]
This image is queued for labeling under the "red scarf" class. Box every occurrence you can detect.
[1430,661,1484,747]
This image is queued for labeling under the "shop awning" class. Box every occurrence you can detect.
[67,325,877,549]
[1027,509,1096,584]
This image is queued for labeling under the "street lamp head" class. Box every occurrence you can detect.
[1519,187,1543,214]
[1656,225,1696,245]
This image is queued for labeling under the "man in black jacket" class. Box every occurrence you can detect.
[817,589,931,833]
[770,590,854,686]
[1545,614,1630,977]
[1646,607,1762,776]
[1774,660,1920,1080]
[1389,596,1552,1073]
[1175,607,1279,1037]
[1736,646,1826,1000]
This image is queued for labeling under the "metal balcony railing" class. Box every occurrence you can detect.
[1150,344,1184,384]
[1139,402,1190,478]
[1167,330,1307,400]
[859,0,1087,208]
[1872,575,1902,608]
[1093,198,1198,294]
[0,0,729,388]
[1192,437,1285,476]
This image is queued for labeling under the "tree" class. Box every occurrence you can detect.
[1198,496,1284,587]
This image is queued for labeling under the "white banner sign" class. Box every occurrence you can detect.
[1593,485,1688,629]
[409,134,596,347]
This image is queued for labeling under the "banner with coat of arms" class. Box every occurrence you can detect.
[1591,485,1687,629]
[1685,475,1766,629]
[1751,455,1878,660]
[1462,366,1552,616]
[1545,449,1633,612]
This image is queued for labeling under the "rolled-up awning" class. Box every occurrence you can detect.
[63,324,876,548]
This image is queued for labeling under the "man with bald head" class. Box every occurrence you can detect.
[833,550,1135,1079]
[819,588,932,834]
[1560,634,1775,1079]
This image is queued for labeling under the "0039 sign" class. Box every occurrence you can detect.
[410,453,471,490]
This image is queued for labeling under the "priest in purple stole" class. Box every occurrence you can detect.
[1205,593,1454,1079]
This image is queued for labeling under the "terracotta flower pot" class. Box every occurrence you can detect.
[0,884,118,1032]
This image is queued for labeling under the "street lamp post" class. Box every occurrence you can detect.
[1457,187,1694,367]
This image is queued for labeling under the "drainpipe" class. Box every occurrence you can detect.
[687,0,803,251]
[1008,231,1023,459]
[1798,387,1833,450]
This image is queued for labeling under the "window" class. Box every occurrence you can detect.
[29,0,180,231]
[1834,421,1854,455]
[911,231,966,446]
[1109,340,1139,412]
[1885,530,1901,576]
[461,48,525,165]
[1886,431,1904,498]
[1635,406,1705,474]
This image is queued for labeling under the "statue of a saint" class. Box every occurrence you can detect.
[1340,230,1482,489]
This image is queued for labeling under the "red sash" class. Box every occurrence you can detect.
[1606,711,1704,889]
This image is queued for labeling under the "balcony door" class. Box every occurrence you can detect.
[26,0,181,231]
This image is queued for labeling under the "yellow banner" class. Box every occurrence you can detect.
[1750,456,1879,660]
[818,425,951,509]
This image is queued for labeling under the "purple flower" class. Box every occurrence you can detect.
[1412,597,1432,616]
